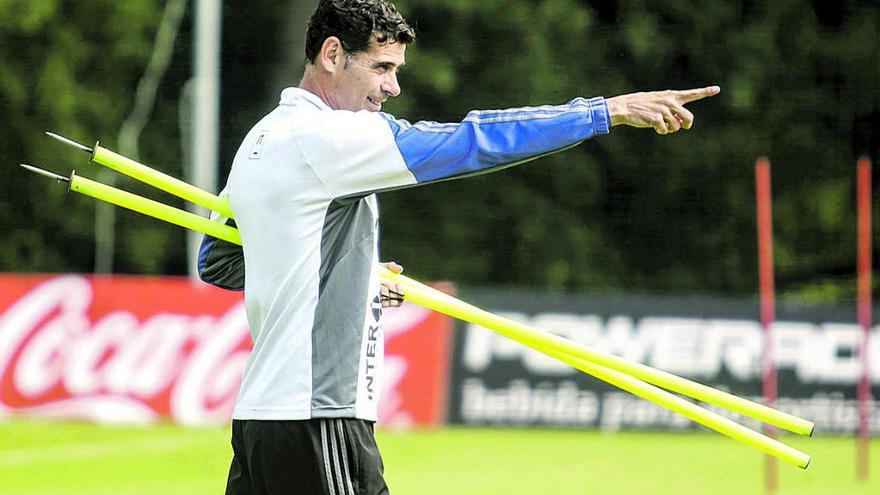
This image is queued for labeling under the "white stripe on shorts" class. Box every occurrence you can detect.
[320,420,337,495]
[335,419,356,495]
[329,420,348,495]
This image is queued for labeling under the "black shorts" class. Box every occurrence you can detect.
[225,418,388,495]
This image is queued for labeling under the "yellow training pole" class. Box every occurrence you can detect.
[541,347,811,468]
[89,145,235,218]
[388,270,811,468]
[69,172,241,245]
[44,131,234,218]
[25,156,813,441]
[382,267,815,438]
[64,147,817,437]
[24,163,811,467]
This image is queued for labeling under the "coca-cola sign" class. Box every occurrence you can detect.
[0,275,452,427]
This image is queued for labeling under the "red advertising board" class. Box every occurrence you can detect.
[0,274,452,427]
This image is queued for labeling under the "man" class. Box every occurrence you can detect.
[199,1,719,493]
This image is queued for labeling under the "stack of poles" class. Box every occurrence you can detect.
[755,157,778,493]
[25,134,818,470]
[856,156,872,482]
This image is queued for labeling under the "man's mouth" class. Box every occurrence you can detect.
[367,96,383,109]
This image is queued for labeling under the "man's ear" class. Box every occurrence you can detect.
[318,36,345,74]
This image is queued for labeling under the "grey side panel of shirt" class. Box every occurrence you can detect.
[311,196,376,416]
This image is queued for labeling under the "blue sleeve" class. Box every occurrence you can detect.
[381,97,610,184]
[197,219,245,291]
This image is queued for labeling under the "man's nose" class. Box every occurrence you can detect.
[382,72,401,97]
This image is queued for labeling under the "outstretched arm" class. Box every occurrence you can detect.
[199,86,720,291]
[607,86,721,134]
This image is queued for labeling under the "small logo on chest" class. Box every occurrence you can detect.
[249,131,268,160]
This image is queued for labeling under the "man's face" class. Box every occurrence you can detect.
[329,39,406,112]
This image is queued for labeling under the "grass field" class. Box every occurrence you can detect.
[0,420,877,494]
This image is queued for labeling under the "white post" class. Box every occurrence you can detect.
[188,0,222,278]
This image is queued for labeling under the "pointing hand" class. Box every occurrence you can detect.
[606,86,721,134]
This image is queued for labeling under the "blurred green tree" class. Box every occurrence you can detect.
[0,0,189,274]
[1,0,877,304]
[379,0,880,301]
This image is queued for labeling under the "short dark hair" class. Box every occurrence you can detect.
[305,0,415,64]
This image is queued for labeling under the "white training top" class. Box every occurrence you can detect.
[204,87,610,421]
[227,88,417,420]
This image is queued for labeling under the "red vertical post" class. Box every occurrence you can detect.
[755,157,778,492]
[856,156,872,482]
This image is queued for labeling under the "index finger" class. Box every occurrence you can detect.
[675,86,721,104]
[381,261,404,273]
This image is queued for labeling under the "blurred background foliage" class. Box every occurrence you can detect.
[0,0,878,303]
